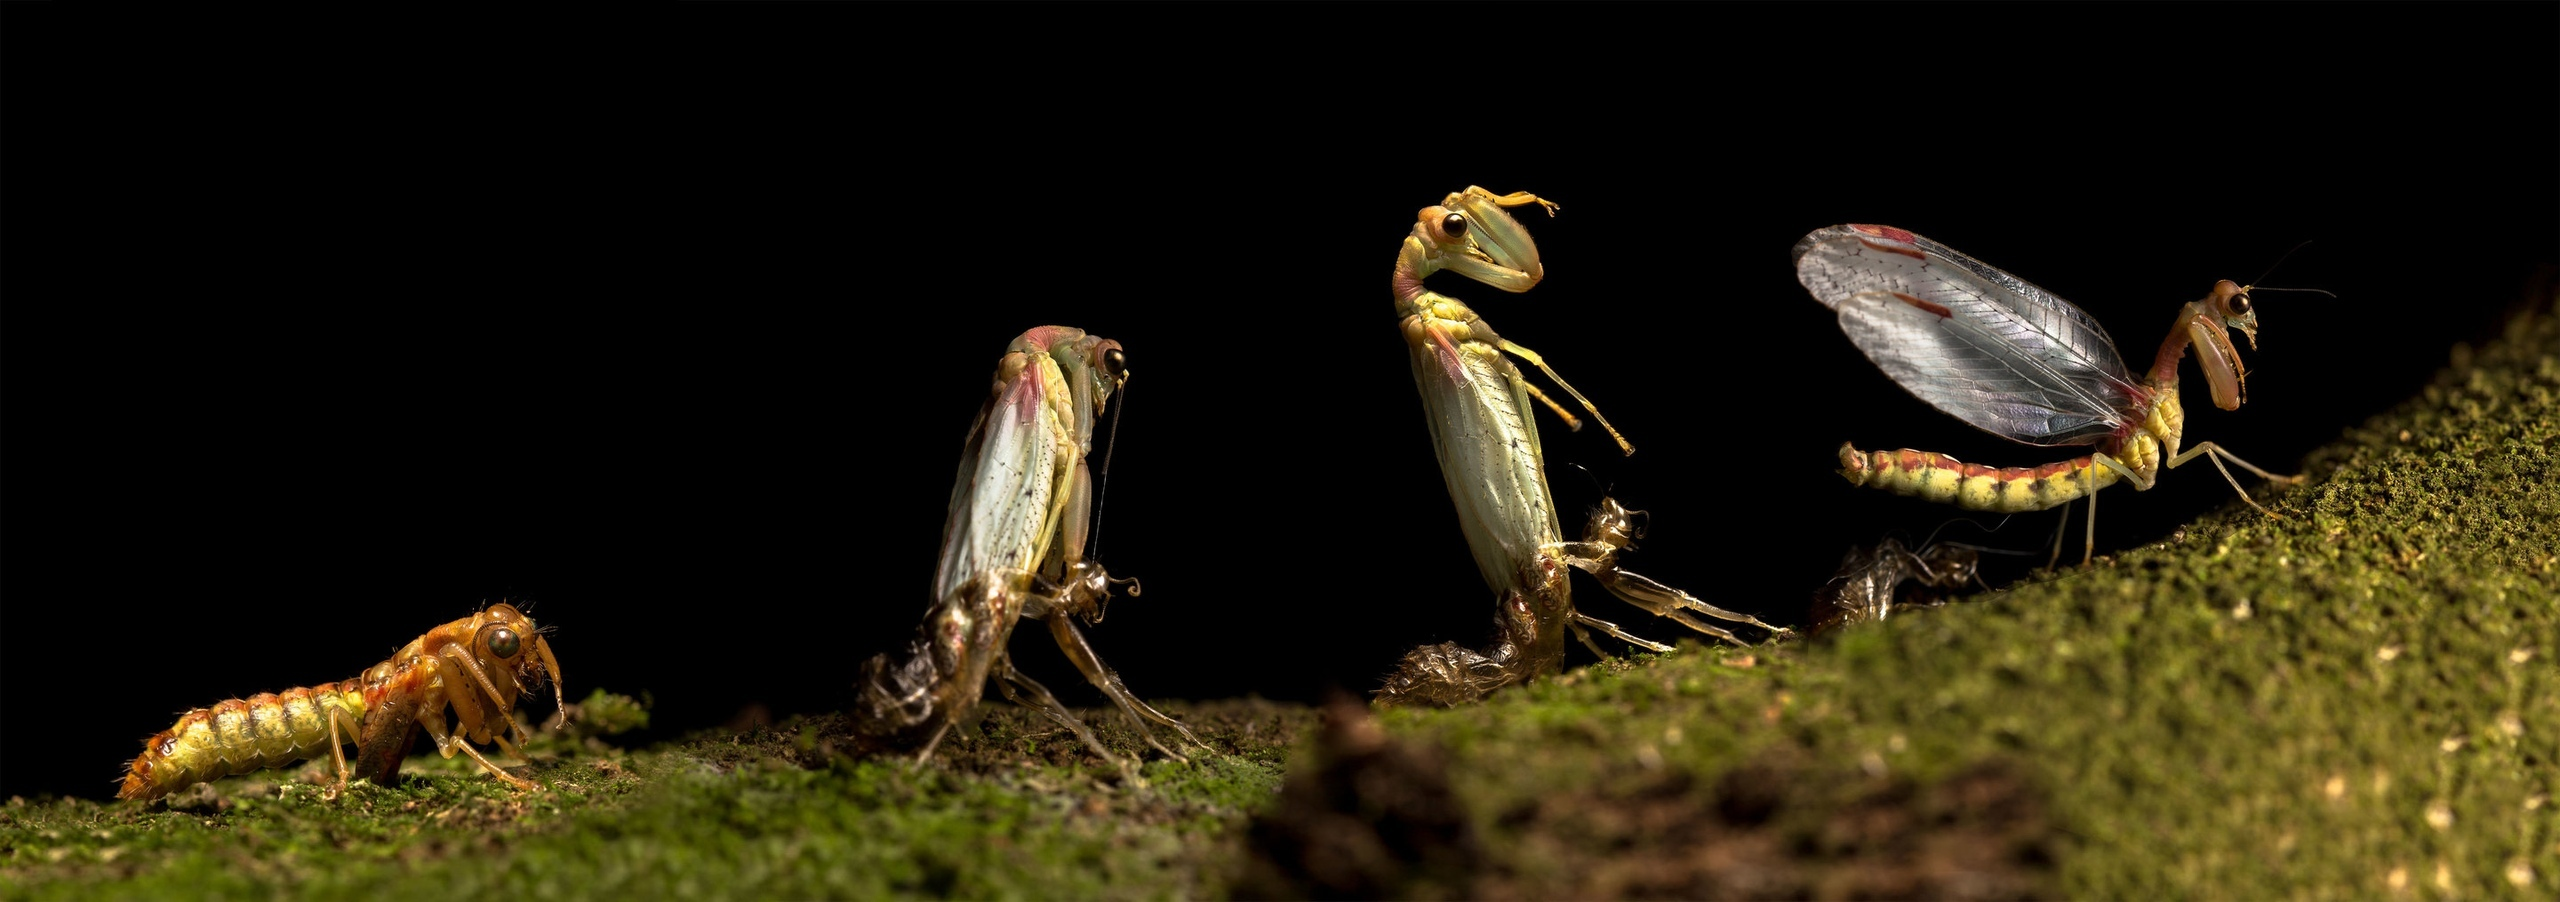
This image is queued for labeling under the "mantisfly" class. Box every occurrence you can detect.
[1381,187,1787,706]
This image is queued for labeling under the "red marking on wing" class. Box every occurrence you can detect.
[1889,292,1952,318]
[1850,224,1920,244]
[1427,323,1466,385]
[1858,238,1928,262]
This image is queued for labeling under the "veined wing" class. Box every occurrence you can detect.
[933,365,1058,602]
[1406,335,1561,594]
[1793,224,2140,446]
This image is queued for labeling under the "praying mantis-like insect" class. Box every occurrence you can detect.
[853,326,1201,765]
[1794,224,2311,566]
[1379,187,1788,707]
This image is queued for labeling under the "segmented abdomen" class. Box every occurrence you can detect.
[118,681,373,801]
[1836,443,2119,513]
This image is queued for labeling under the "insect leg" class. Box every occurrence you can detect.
[491,733,532,768]
[1463,186,1560,216]
[990,653,1122,766]
[1560,541,1789,643]
[2073,452,2160,566]
[1566,611,1678,653]
[1566,621,1613,659]
[1042,615,1202,761]
[2047,500,2073,570]
[2166,441,2302,517]
[2082,466,2099,566]
[1496,340,1634,455]
[441,734,539,791]
[325,704,363,795]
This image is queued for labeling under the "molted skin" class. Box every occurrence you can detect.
[1796,224,2294,564]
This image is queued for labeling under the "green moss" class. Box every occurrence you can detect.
[9,296,2554,900]
[4,701,1314,900]
[1368,292,2560,898]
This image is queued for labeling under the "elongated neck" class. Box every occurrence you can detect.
[1393,234,1438,312]
[2147,301,2207,386]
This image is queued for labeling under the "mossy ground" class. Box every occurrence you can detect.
[8,289,2557,899]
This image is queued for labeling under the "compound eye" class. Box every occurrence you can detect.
[484,627,521,659]
[2228,292,2252,315]
[1102,348,1127,379]
[1441,213,1468,237]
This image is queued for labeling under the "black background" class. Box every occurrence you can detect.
[5,5,2553,801]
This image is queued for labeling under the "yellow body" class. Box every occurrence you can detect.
[1842,387,2184,512]
[120,604,561,801]
[118,667,387,801]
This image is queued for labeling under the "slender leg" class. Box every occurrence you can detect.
[417,715,537,791]
[991,653,1121,766]
[1043,615,1202,761]
[1568,620,1616,658]
[1560,542,1788,643]
[2048,500,2073,570]
[1568,611,1679,652]
[1467,187,1560,217]
[2084,463,2099,566]
[1497,340,1633,454]
[324,706,362,797]
[2169,441,2300,517]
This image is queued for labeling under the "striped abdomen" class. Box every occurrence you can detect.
[1836,435,2160,513]
[118,679,374,801]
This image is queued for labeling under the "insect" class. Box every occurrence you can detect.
[1809,536,1989,634]
[1379,187,1788,707]
[853,325,1200,766]
[119,602,563,801]
[1795,224,2307,566]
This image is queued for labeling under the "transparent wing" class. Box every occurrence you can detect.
[933,366,1056,602]
[1793,224,2140,446]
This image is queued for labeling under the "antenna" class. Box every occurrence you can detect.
[2244,240,2337,297]
[1088,379,1126,562]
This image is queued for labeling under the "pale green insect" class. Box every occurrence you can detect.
[1382,187,1787,706]
[855,326,1200,765]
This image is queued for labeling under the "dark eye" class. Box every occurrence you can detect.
[1102,348,1127,378]
[2228,292,2252,315]
[485,627,521,659]
[1441,213,1468,237]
